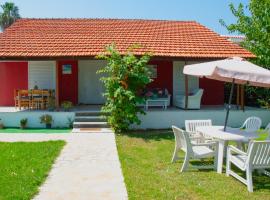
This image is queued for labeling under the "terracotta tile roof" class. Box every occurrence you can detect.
[0,18,255,58]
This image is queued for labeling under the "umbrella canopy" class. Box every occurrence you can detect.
[183,57,270,131]
[183,57,270,87]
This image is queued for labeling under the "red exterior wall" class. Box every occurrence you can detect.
[199,78,224,105]
[0,62,28,106]
[147,60,173,95]
[58,60,78,105]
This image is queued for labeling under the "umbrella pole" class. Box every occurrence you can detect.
[224,79,235,131]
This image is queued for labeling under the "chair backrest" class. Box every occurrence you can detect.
[193,89,204,98]
[31,89,42,94]
[42,90,50,97]
[246,141,270,169]
[18,90,30,99]
[265,123,270,140]
[185,119,212,133]
[242,116,262,132]
[172,126,192,153]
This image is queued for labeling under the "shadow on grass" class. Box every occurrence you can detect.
[117,129,174,142]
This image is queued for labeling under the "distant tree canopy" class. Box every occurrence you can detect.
[220,0,270,68]
[0,2,20,31]
[220,0,270,108]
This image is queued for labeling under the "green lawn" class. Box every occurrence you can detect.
[116,130,270,200]
[0,128,72,133]
[0,141,65,200]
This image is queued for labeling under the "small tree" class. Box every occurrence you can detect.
[220,0,270,68]
[97,44,152,132]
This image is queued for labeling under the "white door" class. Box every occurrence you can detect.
[28,61,56,90]
[78,60,107,104]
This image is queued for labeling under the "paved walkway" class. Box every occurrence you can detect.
[0,131,128,200]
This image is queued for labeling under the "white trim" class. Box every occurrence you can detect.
[133,108,270,129]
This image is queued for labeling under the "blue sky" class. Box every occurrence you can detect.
[8,0,249,34]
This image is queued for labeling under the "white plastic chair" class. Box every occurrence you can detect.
[240,116,262,132]
[264,123,270,140]
[237,117,262,150]
[185,119,213,143]
[226,141,270,192]
[171,126,218,172]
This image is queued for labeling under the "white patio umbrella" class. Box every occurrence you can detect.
[183,57,270,131]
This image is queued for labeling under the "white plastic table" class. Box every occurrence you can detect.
[196,126,258,174]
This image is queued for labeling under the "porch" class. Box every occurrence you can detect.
[0,59,225,108]
[0,105,269,129]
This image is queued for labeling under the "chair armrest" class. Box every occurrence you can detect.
[186,131,200,136]
[189,135,203,139]
[227,145,247,156]
[193,141,218,147]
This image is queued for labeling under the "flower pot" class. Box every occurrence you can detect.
[20,125,26,129]
[46,124,52,129]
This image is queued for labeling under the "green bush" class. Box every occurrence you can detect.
[61,101,73,111]
[97,44,152,132]
[20,118,28,129]
[40,114,53,125]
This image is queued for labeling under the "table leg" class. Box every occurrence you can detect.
[217,140,225,174]
[223,141,228,158]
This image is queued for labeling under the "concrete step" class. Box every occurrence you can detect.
[73,122,109,128]
[72,128,113,133]
[75,111,109,117]
[74,116,106,122]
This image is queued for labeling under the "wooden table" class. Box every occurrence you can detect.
[196,126,258,174]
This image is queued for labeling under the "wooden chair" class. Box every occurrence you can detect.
[18,90,30,110]
[30,90,43,110]
[171,126,218,172]
[185,119,213,143]
[14,89,19,108]
[226,141,270,192]
[42,90,50,109]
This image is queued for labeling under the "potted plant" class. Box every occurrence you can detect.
[20,118,28,129]
[0,118,4,129]
[47,96,56,111]
[61,101,73,111]
[67,117,74,128]
[40,114,53,129]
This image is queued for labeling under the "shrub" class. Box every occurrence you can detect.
[40,114,53,129]
[40,114,53,124]
[67,117,74,128]
[0,118,4,129]
[47,96,55,111]
[20,118,27,129]
[61,101,73,111]
[97,44,152,132]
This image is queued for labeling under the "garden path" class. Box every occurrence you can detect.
[0,131,128,200]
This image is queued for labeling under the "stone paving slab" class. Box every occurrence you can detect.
[0,132,128,200]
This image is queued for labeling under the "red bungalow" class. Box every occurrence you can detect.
[0,18,255,108]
